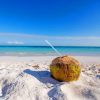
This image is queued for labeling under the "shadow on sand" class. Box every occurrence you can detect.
[24,69,60,85]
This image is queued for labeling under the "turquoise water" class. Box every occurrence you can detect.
[0,46,100,56]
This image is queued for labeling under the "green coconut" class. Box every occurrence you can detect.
[50,56,81,82]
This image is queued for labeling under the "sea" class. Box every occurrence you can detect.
[0,46,100,56]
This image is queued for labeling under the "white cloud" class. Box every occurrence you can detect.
[0,33,100,46]
[7,41,24,45]
[0,33,100,40]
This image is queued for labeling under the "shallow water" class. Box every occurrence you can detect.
[0,46,100,56]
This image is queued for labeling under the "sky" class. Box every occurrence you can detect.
[0,0,100,46]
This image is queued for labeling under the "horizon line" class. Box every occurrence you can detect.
[0,45,100,47]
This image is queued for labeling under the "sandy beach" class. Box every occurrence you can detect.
[0,56,99,100]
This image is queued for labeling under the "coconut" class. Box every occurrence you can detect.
[50,56,81,82]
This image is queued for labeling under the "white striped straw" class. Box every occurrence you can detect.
[45,40,62,56]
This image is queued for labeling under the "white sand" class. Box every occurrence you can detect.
[0,56,100,100]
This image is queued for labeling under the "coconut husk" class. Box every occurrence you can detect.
[50,56,81,82]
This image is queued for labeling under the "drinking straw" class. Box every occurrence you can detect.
[45,40,62,56]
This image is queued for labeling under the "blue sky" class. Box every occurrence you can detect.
[0,0,100,46]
